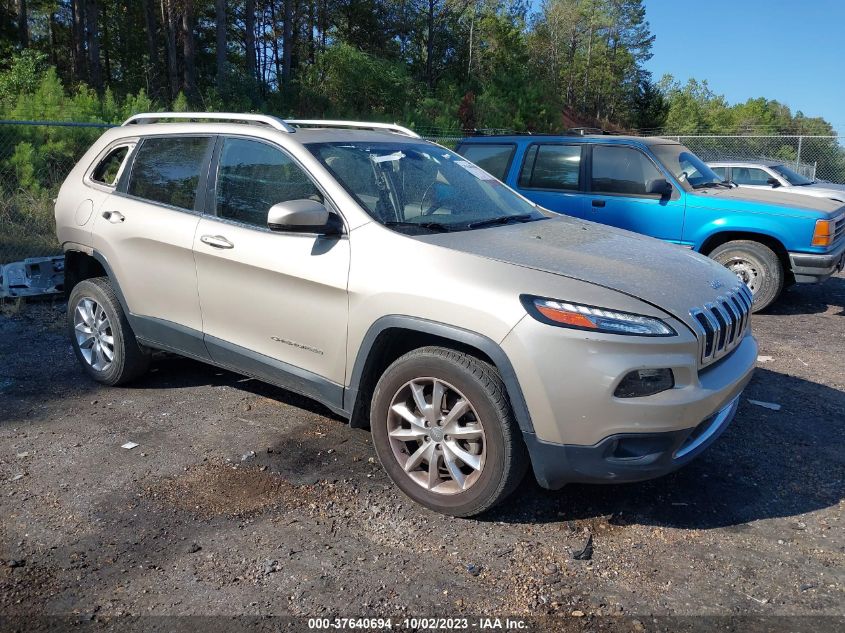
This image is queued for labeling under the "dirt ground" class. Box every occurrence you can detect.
[1,274,843,632]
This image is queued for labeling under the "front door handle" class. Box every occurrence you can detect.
[591,199,606,208]
[102,210,125,223]
[200,234,234,249]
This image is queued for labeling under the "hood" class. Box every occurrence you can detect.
[801,182,845,200]
[691,186,845,217]
[416,216,741,329]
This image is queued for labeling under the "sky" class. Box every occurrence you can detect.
[643,0,845,134]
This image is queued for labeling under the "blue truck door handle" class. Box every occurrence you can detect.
[591,199,606,208]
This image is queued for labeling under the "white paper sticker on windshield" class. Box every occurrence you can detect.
[371,151,405,163]
[455,160,496,180]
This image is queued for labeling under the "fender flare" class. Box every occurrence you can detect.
[346,315,535,434]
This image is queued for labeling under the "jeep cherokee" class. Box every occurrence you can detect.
[55,113,757,516]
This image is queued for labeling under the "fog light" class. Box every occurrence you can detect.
[614,368,674,398]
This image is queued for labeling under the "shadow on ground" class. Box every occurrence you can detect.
[129,357,845,531]
[762,274,845,316]
[486,367,844,529]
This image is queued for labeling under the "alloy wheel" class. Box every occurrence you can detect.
[73,298,115,372]
[386,377,486,495]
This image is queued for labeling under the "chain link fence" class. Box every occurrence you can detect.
[1,119,844,264]
[669,135,845,182]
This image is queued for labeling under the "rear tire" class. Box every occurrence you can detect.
[710,240,783,312]
[68,277,150,385]
[370,346,528,517]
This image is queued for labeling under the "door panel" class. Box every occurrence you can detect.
[586,145,685,243]
[194,218,350,383]
[194,136,350,385]
[92,135,214,338]
[93,196,204,332]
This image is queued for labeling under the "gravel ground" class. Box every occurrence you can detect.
[0,274,843,632]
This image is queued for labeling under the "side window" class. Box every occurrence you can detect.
[710,166,727,180]
[732,167,772,186]
[457,144,515,180]
[91,145,131,186]
[127,136,212,210]
[591,145,664,196]
[519,144,581,190]
[216,137,323,227]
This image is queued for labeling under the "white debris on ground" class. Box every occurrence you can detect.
[121,442,139,450]
[0,256,64,299]
[747,399,782,411]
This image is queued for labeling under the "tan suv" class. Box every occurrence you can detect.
[56,113,757,516]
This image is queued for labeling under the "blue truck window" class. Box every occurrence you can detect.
[519,144,581,190]
[591,145,663,196]
[457,144,515,180]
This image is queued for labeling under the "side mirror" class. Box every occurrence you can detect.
[267,199,339,234]
[766,177,781,188]
[645,178,673,197]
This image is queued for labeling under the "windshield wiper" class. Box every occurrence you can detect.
[383,220,453,232]
[467,214,538,229]
[692,181,733,190]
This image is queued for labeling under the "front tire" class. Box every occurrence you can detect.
[68,277,150,385]
[710,240,783,312]
[370,347,528,517]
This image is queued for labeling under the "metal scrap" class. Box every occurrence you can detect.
[0,256,64,299]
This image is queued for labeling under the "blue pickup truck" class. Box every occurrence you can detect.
[456,135,845,311]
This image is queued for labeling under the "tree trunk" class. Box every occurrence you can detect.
[215,0,227,94]
[245,0,257,82]
[17,0,28,47]
[142,0,161,98]
[86,0,103,93]
[426,0,436,92]
[48,11,58,67]
[72,0,86,81]
[161,0,179,100]
[102,1,111,86]
[182,0,198,102]
[269,1,282,89]
[282,0,292,87]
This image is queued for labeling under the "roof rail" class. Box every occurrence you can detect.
[284,119,421,138]
[122,112,296,133]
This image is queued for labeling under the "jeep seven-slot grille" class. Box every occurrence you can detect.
[690,284,753,366]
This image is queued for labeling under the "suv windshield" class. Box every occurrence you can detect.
[651,143,725,190]
[307,141,544,233]
[771,163,814,186]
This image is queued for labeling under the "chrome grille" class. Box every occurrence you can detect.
[833,213,845,244]
[690,284,753,365]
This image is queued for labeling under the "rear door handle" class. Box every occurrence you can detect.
[200,234,234,249]
[102,210,125,223]
[591,199,606,208]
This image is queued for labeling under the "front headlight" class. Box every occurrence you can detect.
[521,295,676,336]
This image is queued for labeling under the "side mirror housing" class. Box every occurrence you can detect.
[267,199,340,234]
[645,178,673,197]
[766,177,781,188]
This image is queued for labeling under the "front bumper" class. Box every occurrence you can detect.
[789,240,845,283]
[500,311,757,489]
[524,395,741,488]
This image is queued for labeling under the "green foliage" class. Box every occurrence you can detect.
[302,43,416,119]
[0,50,47,107]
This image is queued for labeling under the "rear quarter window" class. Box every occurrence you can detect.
[456,143,515,180]
[90,145,131,186]
[127,136,213,210]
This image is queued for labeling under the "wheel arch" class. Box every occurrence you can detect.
[699,230,792,280]
[346,316,534,434]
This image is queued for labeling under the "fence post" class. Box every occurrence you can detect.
[796,135,803,169]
